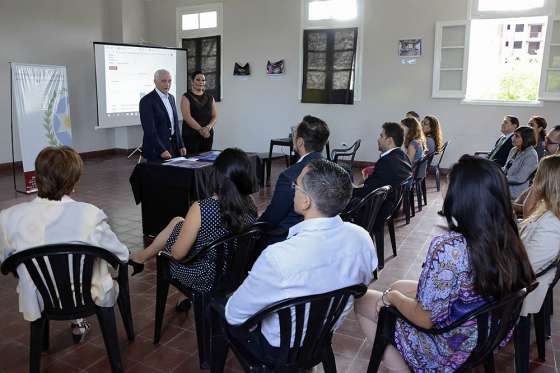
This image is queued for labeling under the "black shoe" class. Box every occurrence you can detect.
[175,299,192,313]
[437,209,444,217]
[127,259,144,276]
[71,320,91,344]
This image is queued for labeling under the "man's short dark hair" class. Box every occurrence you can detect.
[406,111,420,119]
[382,122,405,147]
[506,115,520,128]
[301,159,352,217]
[553,125,560,132]
[296,115,330,153]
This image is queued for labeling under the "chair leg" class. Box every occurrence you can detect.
[372,269,378,280]
[321,346,337,373]
[30,317,47,373]
[483,353,495,373]
[387,219,397,257]
[422,179,427,206]
[373,226,385,270]
[153,274,170,344]
[117,265,135,341]
[367,336,388,373]
[435,168,441,192]
[416,182,423,211]
[409,189,416,217]
[210,308,229,373]
[96,306,124,373]
[514,316,530,373]
[193,293,211,369]
[534,309,547,361]
[403,191,410,224]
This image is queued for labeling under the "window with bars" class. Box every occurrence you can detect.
[182,36,221,101]
[302,28,357,105]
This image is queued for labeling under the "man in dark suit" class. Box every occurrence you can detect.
[259,116,329,242]
[487,115,519,167]
[139,69,186,161]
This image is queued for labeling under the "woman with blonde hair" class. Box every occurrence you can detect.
[520,154,560,316]
[401,117,427,163]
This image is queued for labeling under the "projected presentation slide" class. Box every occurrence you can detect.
[94,42,188,128]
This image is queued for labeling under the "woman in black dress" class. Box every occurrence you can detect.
[128,148,257,294]
[181,70,218,155]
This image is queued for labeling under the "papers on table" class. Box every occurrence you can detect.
[186,151,221,162]
[162,157,212,169]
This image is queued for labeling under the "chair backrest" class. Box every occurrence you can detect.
[435,141,449,168]
[331,139,361,165]
[0,243,121,319]
[340,186,391,235]
[235,284,367,370]
[412,153,431,180]
[209,222,266,295]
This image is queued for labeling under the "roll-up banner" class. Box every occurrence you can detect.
[11,63,73,193]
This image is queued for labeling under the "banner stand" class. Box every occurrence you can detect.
[9,62,30,194]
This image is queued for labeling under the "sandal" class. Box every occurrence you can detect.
[71,319,91,344]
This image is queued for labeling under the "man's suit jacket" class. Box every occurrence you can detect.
[353,148,412,223]
[139,89,184,161]
[488,135,513,168]
[259,152,323,232]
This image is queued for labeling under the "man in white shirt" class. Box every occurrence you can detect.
[225,159,377,365]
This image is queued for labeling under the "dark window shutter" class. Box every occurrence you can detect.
[182,35,221,101]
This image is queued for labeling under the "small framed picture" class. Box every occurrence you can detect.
[399,39,422,57]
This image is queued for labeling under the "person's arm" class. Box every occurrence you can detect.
[90,209,129,261]
[386,290,433,329]
[259,172,294,226]
[226,251,281,325]
[207,98,217,130]
[506,152,537,184]
[170,202,202,261]
[406,143,415,162]
[523,187,540,218]
[139,97,167,156]
[180,95,204,133]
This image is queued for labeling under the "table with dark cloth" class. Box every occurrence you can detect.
[130,153,261,237]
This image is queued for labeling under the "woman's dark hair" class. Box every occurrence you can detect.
[515,126,537,150]
[530,115,547,142]
[35,146,83,201]
[211,148,257,233]
[422,115,444,152]
[443,155,534,299]
[190,70,204,80]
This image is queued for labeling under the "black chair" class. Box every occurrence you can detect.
[0,243,135,373]
[407,155,431,215]
[367,283,538,373]
[340,185,390,239]
[331,140,361,180]
[430,141,448,192]
[210,284,367,373]
[515,257,560,373]
[153,222,266,369]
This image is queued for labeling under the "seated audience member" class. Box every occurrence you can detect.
[226,159,377,365]
[487,115,520,167]
[528,115,548,159]
[401,117,427,163]
[421,115,444,155]
[259,116,329,242]
[405,110,420,120]
[353,122,412,216]
[514,125,560,216]
[503,126,538,199]
[354,155,534,372]
[129,148,256,309]
[520,154,560,317]
[0,146,129,343]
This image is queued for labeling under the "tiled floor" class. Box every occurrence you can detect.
[0,154,558,372]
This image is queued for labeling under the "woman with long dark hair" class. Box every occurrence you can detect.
[421,115,443,155]
[354,155,534,372]
[129,148,257,294]
[504,126,539,199]
[528,116,547,159]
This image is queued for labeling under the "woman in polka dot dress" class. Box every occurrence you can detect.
[129,148,257,294]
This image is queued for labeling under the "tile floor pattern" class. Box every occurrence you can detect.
[0,154,559,372]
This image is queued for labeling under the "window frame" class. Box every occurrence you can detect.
[176,3,223,100]
[299,0,364,102]
[432,0,558,102]
[181,36,221,102]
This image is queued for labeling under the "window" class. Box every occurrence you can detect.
[302,28,358,104]
[528,41,541,54]
[182,36,221,101]
[176,4,222,100]
[301,0,363,104]
[433,0,559,101]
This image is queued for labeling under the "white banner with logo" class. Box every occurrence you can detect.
[11,63,73,193]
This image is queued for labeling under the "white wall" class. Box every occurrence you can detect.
[0,0,147,164]
[145,0,560,167]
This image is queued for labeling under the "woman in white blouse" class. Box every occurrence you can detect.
[0,146,129,342]
[520,154,560,316]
